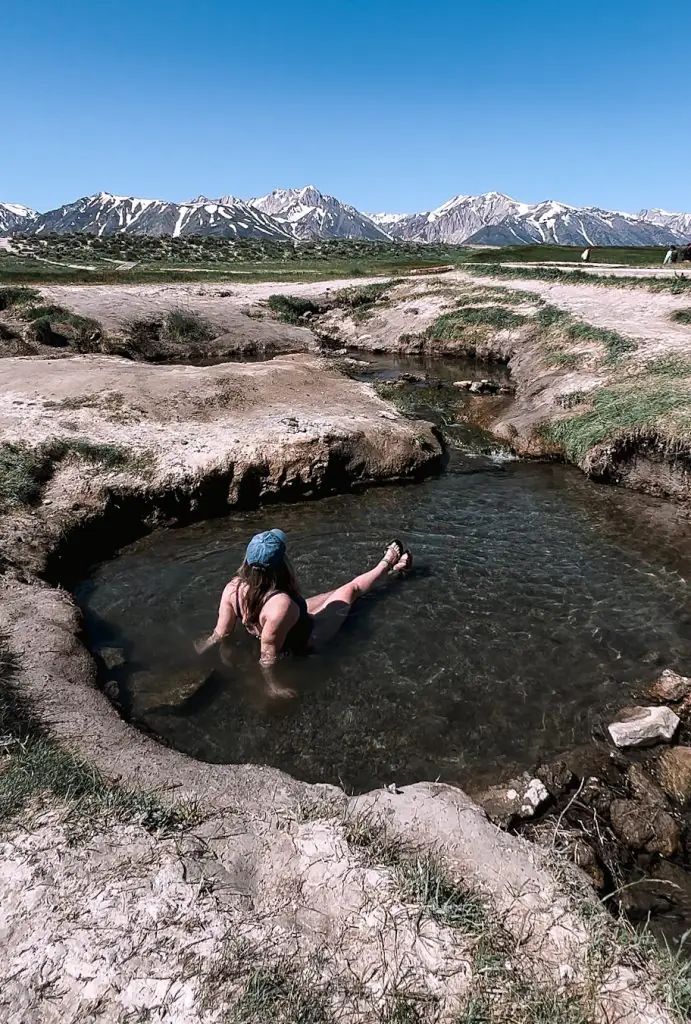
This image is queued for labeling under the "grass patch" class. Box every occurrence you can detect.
[397,853,486,931]
[0,632,195,831]
[165,307,214,344]
[0,438,153,511]
[467,262,691,295]
[267,294,324,324]
[230,964,330,1024]
[670,308,691,325]
[534,304,636,366]
[454,286,540,307]
[331,279,398,320]
[428,306,528,337]
[0,285,41,310]
[543,356,691,461]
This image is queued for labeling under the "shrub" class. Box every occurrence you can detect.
[267,294,323,324]
[0,286,40,310]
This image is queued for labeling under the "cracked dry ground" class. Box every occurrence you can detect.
[2,802,477,1024]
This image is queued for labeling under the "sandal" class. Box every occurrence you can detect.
[382,539,404,571]
[391,549,413,575]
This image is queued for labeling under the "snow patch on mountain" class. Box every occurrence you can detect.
[250,186,390,241]
[0,202,38,236]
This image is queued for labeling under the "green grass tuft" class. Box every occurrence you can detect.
[428,306,528,338]
[543,356,691,461]
[397,853,487,931]
[230,964,330,1024]
[670,308,691,325]
[0,438,153,512]
[0,632,195,831]
[164,307,214,344]
[267,294,324,324]
[0,285,41,310]
[534,304,636,366]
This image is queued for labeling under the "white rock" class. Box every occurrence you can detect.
[608,706,680,748]
[520,778,549,815]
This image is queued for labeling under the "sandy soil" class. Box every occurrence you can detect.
[39,266,691,361]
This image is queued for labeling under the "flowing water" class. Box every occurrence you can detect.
[75,384,691,793]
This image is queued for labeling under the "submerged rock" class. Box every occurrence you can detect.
[647,669,691,703]
[609,798,681,857]
[656,746,691,805]
[469,379,500,394]
[607,706,680,748]
[98,647,126,671]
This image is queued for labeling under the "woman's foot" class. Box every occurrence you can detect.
[382,540,412,575]
[382,539,404,571]
[390,549,412,574]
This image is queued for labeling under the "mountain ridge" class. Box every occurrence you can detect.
[1,188,689,246]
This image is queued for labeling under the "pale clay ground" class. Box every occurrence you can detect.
[39,267,691,361]
[1,267,686,1023]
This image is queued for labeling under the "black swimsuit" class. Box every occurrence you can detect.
[233,586,313,655]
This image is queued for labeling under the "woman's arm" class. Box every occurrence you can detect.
[194,581,238,654]
[259,596,298,698]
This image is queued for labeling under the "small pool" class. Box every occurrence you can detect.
[75,457,691,794]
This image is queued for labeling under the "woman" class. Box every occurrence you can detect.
[195,529,411,696]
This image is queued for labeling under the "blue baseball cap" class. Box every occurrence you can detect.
[245,529,287,568]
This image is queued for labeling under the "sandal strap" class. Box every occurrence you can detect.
[383,539,403,568]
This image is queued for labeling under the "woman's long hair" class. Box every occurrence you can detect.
[236,555,301,631]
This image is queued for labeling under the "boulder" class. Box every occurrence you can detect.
[609,798,681,857]
[478,775,550,827]
[647,669,691,703]
[452,380,472,390]
[627,764,669,808]
[607,706,679,748]
[655,746,691,805]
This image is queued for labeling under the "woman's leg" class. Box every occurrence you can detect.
[307,543,411,647]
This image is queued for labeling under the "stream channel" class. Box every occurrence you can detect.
[75,354,691,795]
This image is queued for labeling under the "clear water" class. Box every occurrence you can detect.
[75,461,691,794]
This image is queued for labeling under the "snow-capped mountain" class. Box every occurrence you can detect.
[464,201,683,247]
[2,187,689,246]
[250,186,390,241]
[30,192,292,239]
[384,192,524,244]
[638,209,691,241]
[385,194,687,247]
[0,202,38,235]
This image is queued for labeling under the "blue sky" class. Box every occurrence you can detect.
[3,0,690,214]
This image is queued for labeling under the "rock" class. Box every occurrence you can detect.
[478,775,550,827]
[655,746,691,805]
[536,760,575,798]
[452,380,472,390]
[609,798,681,857]
[627,764,669,808]
[607,706,679,748]
[647,669,691,703]
[341,357,370,369]
[562,741,627,786]
[469,379,499,395]
[98,646,126,671]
